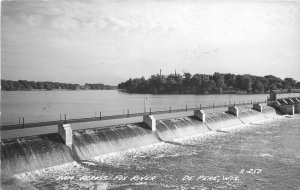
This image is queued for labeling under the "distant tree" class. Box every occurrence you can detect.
[44,82,53,90]
[14,81,24,90]
[261,78,269,92]
[224,73,236,88]
[276,82,283,89]
[207,80,216,91]
[148,74,166,93]
[183,72,192,91]
[116,72,299,94]
[240,76,252,92]
[269,83,277,90]
[183,72,192,80]
[1,79,116,91]
[284,78,296,88]
[18,80,31,90]
[253,81,264,92]
[212,72,225,88]
[166,74,178,92]
[36,82,43,89]
[283,80,291,89]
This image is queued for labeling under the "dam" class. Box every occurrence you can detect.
[1,99,291,176]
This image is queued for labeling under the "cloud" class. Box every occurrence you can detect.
[51,15,79,31]
[2,0,300,84]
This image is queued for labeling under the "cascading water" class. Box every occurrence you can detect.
[262,106,278,118]
[205,112,243,130]
[1,134,73,176]
[155,117,210,141]
[72,123,159,160]
[238,106,278,123]
[238,109,267,123]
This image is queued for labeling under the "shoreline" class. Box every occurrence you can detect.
[118,89,300,95]
[0,89,117,92]
[2,89,300,95]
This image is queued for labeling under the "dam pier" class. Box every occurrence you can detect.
[267,90,300,115]
[1,92,300,176]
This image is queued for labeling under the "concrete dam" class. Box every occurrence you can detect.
[1,103,282,176]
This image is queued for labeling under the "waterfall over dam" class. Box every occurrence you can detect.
[1,106,279,175]
[205,112,242,131]
[156,117,210,141]
[1,134,73,176]
[239,106,277,123]
[72,123,159,160]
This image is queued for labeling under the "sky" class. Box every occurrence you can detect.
[1,0,300,85]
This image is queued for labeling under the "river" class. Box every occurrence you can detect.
[2,90,299,125]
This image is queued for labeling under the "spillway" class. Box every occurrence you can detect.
[238,106,278,123]
[1,134,73,176]
[205,112,243,130]
[156,117,210,141]
[239,109,267,123]
[72,123,158,160]
[1,106,280,175]
[262,106,278,118]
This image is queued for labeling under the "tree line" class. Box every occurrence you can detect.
[118,72,300,94]
[1,80,117,91]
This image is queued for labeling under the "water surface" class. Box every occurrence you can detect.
[2,90,298,125]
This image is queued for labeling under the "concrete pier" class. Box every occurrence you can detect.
[253,104,263,112]
[58,124,72,148]
[194,110,206,122]
[266,90,300,115]
[278,105,295,115]
[228,106,239,117]
[294,104,300,114]
[143,115,156,131]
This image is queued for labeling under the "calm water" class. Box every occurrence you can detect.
[2,90,299,125]
[18,115,300,190]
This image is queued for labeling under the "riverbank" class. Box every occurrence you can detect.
[1,79,117,91]
[1,89,117,91]
[119,88,300,95]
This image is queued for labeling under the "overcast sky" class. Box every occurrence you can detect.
[2,0,300,85]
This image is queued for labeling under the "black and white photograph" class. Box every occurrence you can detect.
[1,0,300,189]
